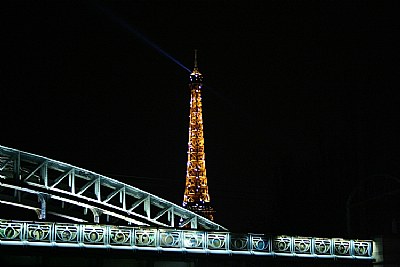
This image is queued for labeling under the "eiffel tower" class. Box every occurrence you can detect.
[182,50,215,222]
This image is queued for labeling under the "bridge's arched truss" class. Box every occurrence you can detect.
[0,219,373,259]
[0,145,226,230]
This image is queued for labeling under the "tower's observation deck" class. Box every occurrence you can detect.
[182,51,215,222]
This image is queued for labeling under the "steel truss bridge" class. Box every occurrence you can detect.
[0,145,374,261]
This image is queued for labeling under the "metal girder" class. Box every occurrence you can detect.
[0,158,12,171]
[50,168,74,189]
[103,186,124,203]
[154,206,173,220]
[0,199,40,213]
[46,211,87,222]
[23,160,47,182]
[0,145,226,230]
[13,152,20,181]
[128,195,149,212]
[77,178,97,196]
[179,216,198,229]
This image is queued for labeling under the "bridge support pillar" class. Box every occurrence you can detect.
[191,216,198,229]
[90,208,103,224]
[37,194,49,220]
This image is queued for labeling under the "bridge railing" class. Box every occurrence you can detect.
[0,219,373,259]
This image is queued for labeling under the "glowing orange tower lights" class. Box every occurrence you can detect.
[182,50,215,222]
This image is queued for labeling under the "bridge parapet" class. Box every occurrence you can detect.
[0,219,374,260]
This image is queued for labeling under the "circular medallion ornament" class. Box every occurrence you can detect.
[275,240,289,252]
[60,230,73,241]
[4,227,17,239]
[295,240,310,253]
[136,232,154,246]
[111,231,128,243]
[354,243,369,256]
[207,234,226,249]
[336,243,349,254]
[315,241,330,254]
[231,238,248,250]
[210,238,222,248]
[31,228,44,240]
[184,234,202,248]
[253,239,267,250]
[87,231,100,242]
[161,233,179,247]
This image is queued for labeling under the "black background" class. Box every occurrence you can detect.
[1,0,399,238]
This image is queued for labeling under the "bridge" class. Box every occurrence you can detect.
[0,145,374,266]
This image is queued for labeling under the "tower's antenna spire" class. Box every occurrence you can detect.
[194,49,198,70]
[189,49,203,83]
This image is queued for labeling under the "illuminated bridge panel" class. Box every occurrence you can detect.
[0,219,373,259]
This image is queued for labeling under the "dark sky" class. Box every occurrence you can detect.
[1,1,399,237]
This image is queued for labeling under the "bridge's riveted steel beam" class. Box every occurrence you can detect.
[69,169,75,194]
[179,216,197,229]
[95,178,101,202]
[23,160,47,182]
[50,168,74,189]
[41,161,48,187]
[144,195,150,219]
[168,207,174,226]
[0,199,40,213]
[153,206,173,221]
[76,178,97,196]
[103,187,124,203]
[197,220,212,230]
[13,151,20,181]
[128,195,149,213]
[0,181,150,226]
[0,158,12,171]
[47,211,87,223]
[191,216,198,229]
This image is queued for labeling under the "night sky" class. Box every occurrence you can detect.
[1,1,399,238]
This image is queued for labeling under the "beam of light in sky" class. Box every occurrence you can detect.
[96,4,234,109]
[96,4,191,73]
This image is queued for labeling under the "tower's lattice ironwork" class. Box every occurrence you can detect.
[182,51,215,222]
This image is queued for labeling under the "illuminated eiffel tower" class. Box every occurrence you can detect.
[182,50,215,222]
